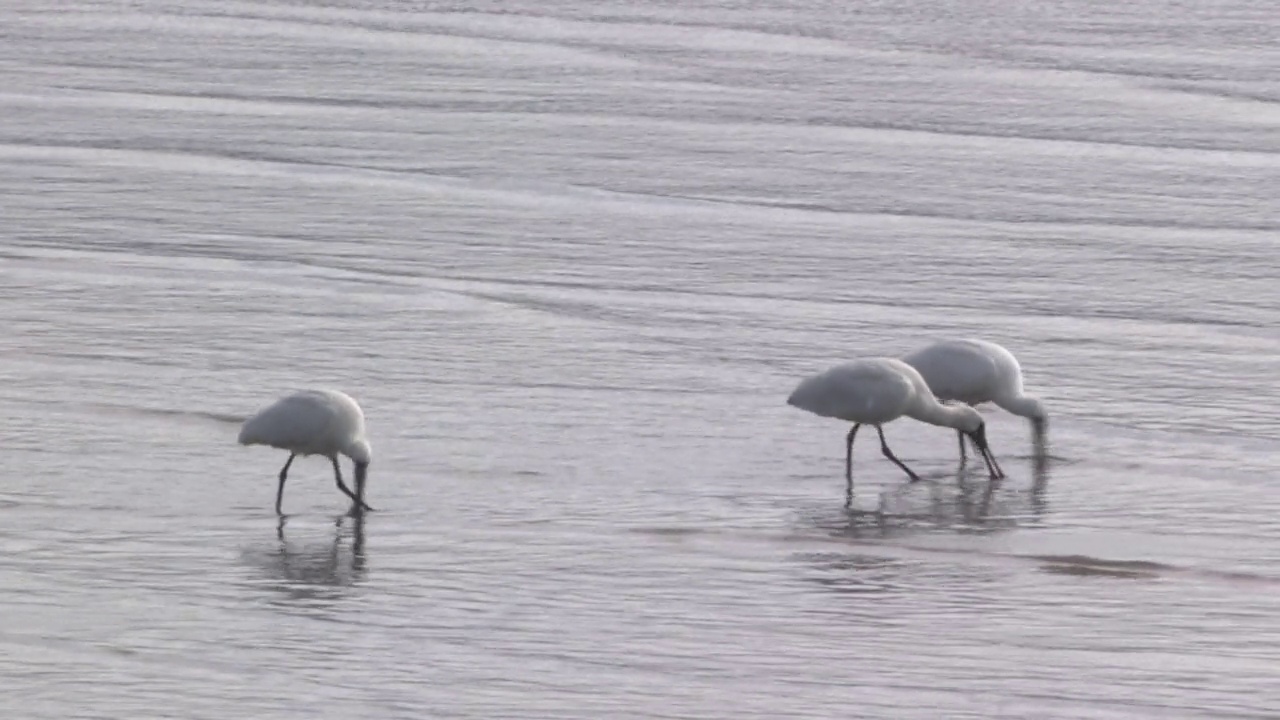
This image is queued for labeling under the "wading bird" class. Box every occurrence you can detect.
[239,389,373,515]
[902,339,1048,460]
[788,358,1003,504]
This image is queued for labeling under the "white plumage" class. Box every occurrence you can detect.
[901,339,1048,459]
[788,358,1004,505]
[239,389,373,515]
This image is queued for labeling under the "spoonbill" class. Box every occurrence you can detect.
[901,339,1048,460]
[238,389,374,515]
[788,358,1004,504]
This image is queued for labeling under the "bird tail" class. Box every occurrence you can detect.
[788,376,837,417]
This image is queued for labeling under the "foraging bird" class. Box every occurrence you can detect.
[788,358,1003,504]
[238,389,374,515]
[901,339,1048,460]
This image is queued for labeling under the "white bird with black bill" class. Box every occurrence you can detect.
[902,338,1048,460]
[238,389,374,515]
[788,358,1003,505]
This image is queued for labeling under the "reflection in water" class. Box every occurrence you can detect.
[245,514,368,607]
[825,447,1058,537]
[949,477,999,527]
[796,457,1058,598]
[1029,452,1051,520]
[811,469,1021,540]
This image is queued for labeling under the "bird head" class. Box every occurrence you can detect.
[965,421,991,456]
[344,439,371,464]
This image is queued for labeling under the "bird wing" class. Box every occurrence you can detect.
[238,392,337,451]
[901,342,999,404]
[788,360,914,423]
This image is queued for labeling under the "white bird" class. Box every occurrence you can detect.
[788,358,1004,504]
[901,339,1048,460]
[238,389,374,515]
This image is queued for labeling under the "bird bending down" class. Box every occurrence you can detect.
[788,358,1003,504]
[901,339,1048,460]
[238,389,374,515]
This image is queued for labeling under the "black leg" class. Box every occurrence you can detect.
[332,457,374,512]
[276,454,295,515]
[956,430,968,462]
[875,426,921,482]
[845,424,861,507]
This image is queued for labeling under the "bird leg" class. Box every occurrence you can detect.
[276,454,295,515]
[875,426,922,482]
[331,457,374,513]
[845,424,861,508]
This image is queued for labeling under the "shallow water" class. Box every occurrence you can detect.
[2,1,1278,717]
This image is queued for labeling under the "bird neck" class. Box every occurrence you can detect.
[914,398,979,432]
[1000,395,1045,420]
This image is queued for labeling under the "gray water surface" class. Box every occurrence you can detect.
[2,1,1279,718]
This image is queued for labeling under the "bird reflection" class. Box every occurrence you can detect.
[801,471,976,541]
[797,456,1056,597]
[958,446,1053,523]
[813,454,1055,540]
[248,514,368,606]
[949,474,1000,526]
[1029,451,1051,519]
